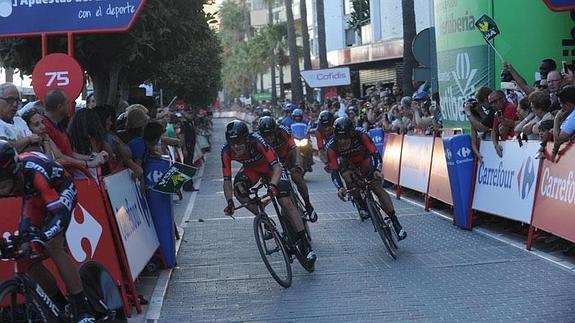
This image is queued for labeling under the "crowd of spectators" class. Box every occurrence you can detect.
[0,82,212,193]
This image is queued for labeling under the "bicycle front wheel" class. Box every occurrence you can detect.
[366,198,398,260]
[0,280,43,323]
[253,215,292,288]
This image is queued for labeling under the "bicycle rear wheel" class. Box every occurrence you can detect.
[0,280,43,323]
[366,198,398,260]
[253,215,292,288]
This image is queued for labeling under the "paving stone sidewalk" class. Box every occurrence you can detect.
[158,118,575,322]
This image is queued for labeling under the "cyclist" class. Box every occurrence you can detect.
[316,110,335,163]
[291,108,308,125]
[325,117,407,240]
[257,116,317,222]
[0,140,95,323]
[221,120,317,263]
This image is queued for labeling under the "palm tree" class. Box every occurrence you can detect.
[316,0,328,102]
[284,0,303,105]
[401,0,416,95]
[267,0,277,104]
[300,0,314,103]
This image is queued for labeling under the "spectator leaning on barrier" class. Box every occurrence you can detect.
[94,104,144,178]
[67,108,111,171]
[551,85,575,160]
[123,105,150,169]
[488,90,518,157]
[0,83,39,152]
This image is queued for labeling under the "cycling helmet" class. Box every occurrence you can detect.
[318,110,335,127]
[292,108,303,118]
[0,140,19,181]
[225,120,249,144]
[261,109,272,117]
[257,116,277,135]
[346,105,358,116]
[333,117,354,139]
[283,103,296,113]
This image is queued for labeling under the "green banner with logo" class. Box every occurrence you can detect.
[253,92,272,102]
[435,0,491,129]
[153,163,197,194]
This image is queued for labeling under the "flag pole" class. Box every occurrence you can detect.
[484,38,504,62]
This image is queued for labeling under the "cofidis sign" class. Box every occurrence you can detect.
[300,67,351,88]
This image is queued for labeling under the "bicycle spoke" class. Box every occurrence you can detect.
[253,216,292,288]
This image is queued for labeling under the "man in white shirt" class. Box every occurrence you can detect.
[0,83,41,152]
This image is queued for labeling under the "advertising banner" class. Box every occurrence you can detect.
[531,144,575,243]
[0,177,130,308]
[382,133,403,184]
[472,141,540,223]
[369,128,384,155]
[300,67,351,88]
[444,135,475,229]
[0,0,146,36]
[428,137,453,205]
[399,136,434,193]
[104,170,159,279]
[434,0,490,129]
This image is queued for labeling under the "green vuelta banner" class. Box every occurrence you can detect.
[435,0,491,129]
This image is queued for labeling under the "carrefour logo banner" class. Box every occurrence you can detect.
[472,141,540,223]
[532,143,575,243]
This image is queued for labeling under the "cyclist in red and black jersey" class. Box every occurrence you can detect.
[316,110,335,164]
[0,141,95,323]
[221,120,317,264]
[325,118,407,240]
[257,116,317,222]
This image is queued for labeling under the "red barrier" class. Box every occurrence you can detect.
[426,137,453,209]
[528,143,575,248]
[0,171,140,315]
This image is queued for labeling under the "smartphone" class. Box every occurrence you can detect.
[500,81,516,90]
[563,61,570,74]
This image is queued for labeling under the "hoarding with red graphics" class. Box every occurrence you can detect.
[32,53,85,102]
[531,144,575,243]
[382,133,403,184]
[428,137,453,205]
[0,177,129,309]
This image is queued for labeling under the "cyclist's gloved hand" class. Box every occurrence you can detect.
[267,183,279,197]
[337,187,347,201]
[224,199,235,216]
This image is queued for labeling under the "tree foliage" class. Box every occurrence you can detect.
[0,0,222,108]
[220,3,289,98]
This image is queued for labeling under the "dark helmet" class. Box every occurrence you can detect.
[333,117,354,139]
[318,110,335,127]
[261,109,272,117]
[0,140,19,181]
[257,116,277,135]
[225,120,249,144]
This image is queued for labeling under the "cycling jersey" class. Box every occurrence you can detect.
[316,127,333,150]
[258,125,296,166]
[325,127,382,189]
[19,151,77,242]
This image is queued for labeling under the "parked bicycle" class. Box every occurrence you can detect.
[345,172,400,260]
[0,234,126,323]
[234,182,314,288]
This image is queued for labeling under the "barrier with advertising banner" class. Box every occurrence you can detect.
[472,141,540,223]
[104,170,160,279]
[530,143,575,246]
[0,173,140,315]
[382,133,403,185]
[399,136,434,193]
[427,137,453,206]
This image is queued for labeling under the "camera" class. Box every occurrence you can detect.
[463,97,478,108]
[501,69,514,82]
